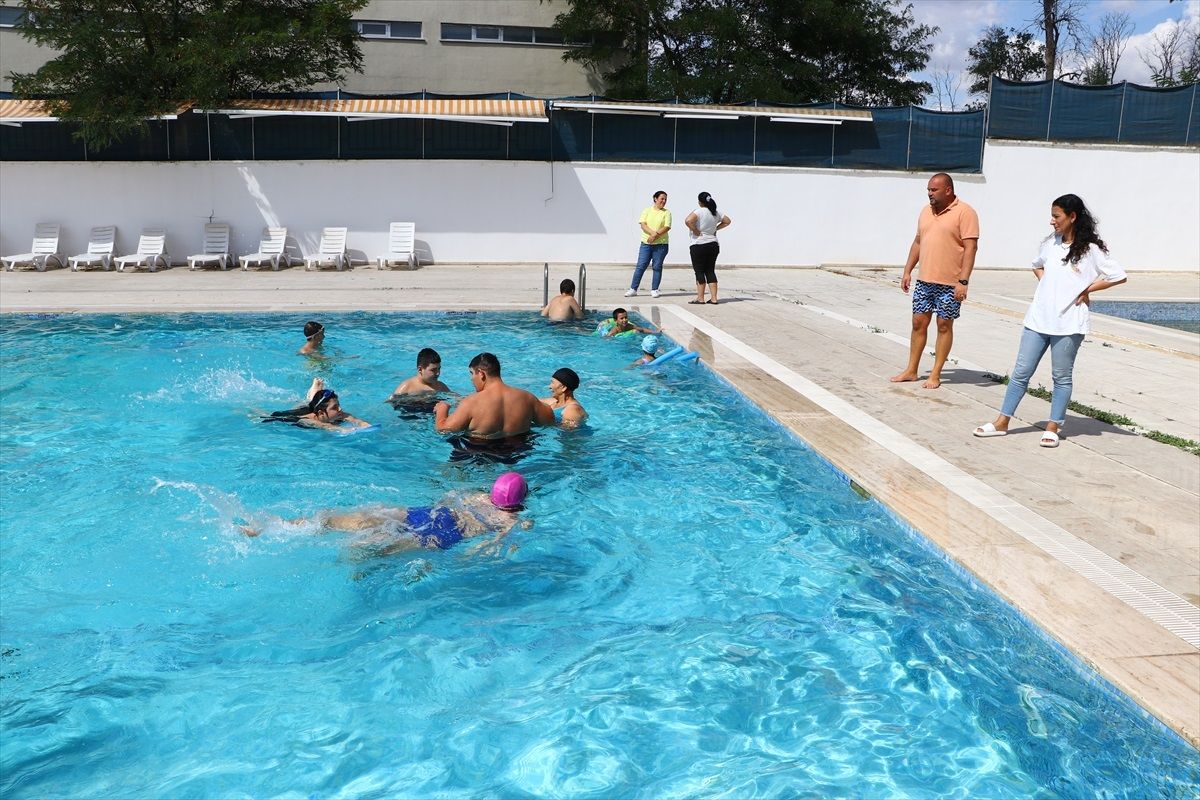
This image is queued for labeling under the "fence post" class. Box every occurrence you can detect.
[1116,81,1128,142]
[1186,83,1197,146]
[1045,79,1056,141]
[905,105,913,170]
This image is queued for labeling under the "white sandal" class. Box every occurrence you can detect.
[1039,430,1060,448]
[973,422,1008,438]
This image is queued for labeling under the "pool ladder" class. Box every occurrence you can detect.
[543,262,587,314]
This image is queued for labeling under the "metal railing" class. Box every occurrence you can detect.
[542,262,587,314]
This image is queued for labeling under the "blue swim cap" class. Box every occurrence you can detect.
[642,335,659,353]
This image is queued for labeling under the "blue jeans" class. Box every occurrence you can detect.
[1000,327,1085,425]
[631,243,668,291]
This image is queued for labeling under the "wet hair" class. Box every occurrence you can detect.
[931,172,954,192]
[613,307,627,318]
[652,190,667,201]
[303,321,324,339]
[552,367,580,392]
[469,352,501,377]
[417,347,441,369]
[1052,194,1108,266]
[698,191,717,216]
[308,388,337,415]
[559,278,575,295]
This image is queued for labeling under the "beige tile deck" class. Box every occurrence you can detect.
[2,262,1197,746]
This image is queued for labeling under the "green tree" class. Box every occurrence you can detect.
[550,0,937,106]
[965,25,1045,98]
[11,0,367,147]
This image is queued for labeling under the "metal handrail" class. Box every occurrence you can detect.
[542,262,549,308]
[578,263,587,314]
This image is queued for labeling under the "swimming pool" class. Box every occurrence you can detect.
[0,312,1195,798]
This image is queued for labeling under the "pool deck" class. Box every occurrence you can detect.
[2,263,1198,747]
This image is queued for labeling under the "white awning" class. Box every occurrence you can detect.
[201,98,549,127]
[550,100,871,124]
[0,99,182,126]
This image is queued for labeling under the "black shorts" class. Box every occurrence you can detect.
[690,241,720,284]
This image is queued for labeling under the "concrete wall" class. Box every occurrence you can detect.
[1,140,1197,271]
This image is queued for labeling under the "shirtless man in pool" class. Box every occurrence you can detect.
[434,352,554,439]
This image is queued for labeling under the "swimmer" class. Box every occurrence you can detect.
[541,367,587,426]
[265,377,371,430]
[298,320,325,355]
[603,307,657,338]
[435,352,555,439]
[241,472,531,557]
[390,347,452,399]
[631,335,660,367]
[541,279,584,321]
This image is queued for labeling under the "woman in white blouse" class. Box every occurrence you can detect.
[685,191,731,304]
[973,194,1127,447]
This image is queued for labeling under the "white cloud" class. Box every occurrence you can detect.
[1117,11,1199,84]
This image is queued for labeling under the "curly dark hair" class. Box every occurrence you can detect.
[1053,194,1108,266]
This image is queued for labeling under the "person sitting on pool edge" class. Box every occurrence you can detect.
[541,279,585,322]
[434,352,555,440]
[630,335,660,367]
[266,378,372,431]
[298,320,325,356]
[390,347,452,405]
[241,472,530,557]
[541,367,587,426]
[603,308,657,338]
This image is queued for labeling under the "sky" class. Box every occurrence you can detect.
[908,0,1200,106]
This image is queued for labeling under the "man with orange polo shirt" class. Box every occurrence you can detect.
[890,172,980,389]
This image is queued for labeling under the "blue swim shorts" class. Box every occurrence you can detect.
[405,506,464,550]
[912,279,962,320]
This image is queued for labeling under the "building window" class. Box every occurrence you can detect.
[440,23,575,46]
[0,5,26,27]
[354,20,422,40]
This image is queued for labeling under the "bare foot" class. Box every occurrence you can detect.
[306,377,325,403]
[890,372,919,383]
[237,524,261,538]
[922,377,941,389]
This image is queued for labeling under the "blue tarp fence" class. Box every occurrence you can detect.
[988,77,1198,145]
[5,79,1195,167]
[0,92,986,172]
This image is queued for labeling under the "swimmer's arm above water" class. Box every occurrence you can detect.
[433,399,472,433]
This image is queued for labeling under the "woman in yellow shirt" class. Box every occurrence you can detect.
[626,190,671,298]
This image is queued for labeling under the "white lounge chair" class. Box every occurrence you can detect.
[241,227,291,271]
[378,222,417,270]
[187,223,233,271]
[69,225,117,272]
[3,223,64,272]
[115,228,169,272]
[304,227,349,271]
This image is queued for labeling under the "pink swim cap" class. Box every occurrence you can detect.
[491,471,528,510]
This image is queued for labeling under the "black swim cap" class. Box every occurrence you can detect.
[308,389,336,413]
[552,367,580,391]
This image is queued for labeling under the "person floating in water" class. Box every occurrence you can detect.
[541,279,584,322]
[541,367,587,427]
[265,378,372,431]
[602,308,657,338]
[631,335,660,367]
[389,347,452,408]
[298,320,325,356]
[241,472,530,557]
[434,353,554,439]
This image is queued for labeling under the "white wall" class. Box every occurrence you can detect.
[1,139,1197,271]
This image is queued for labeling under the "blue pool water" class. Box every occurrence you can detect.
[1090,300,1200,334]
[1,312,1196,798]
